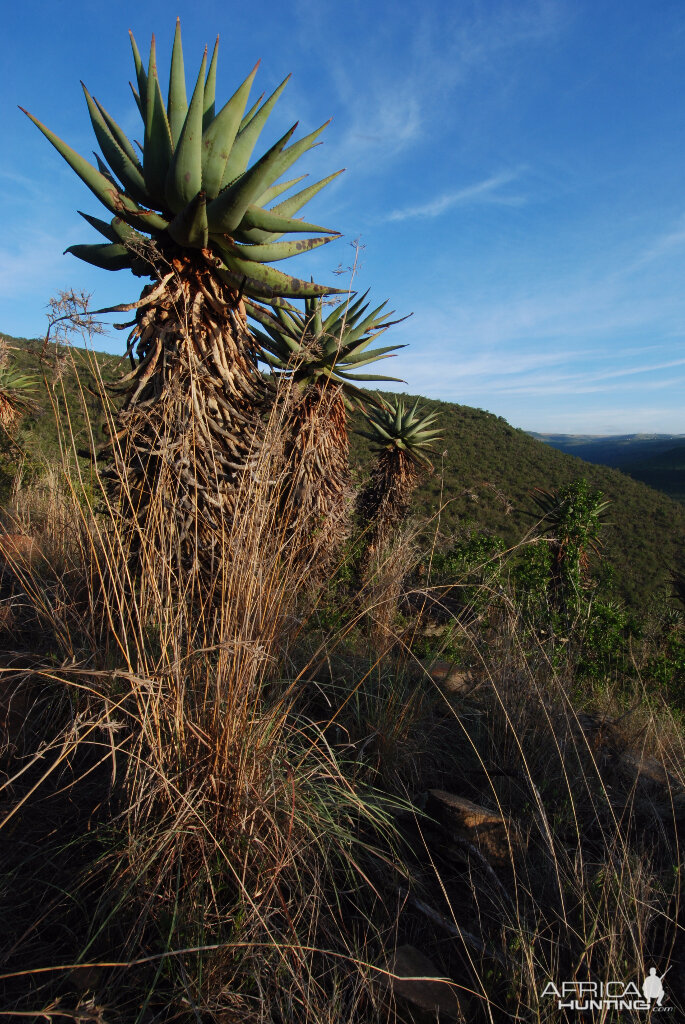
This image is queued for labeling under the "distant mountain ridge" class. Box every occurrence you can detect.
[529,432,685,504]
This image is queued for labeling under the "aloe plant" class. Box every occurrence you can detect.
[357,396,442,549]
[23,21,345,569]
[248,293,406,559]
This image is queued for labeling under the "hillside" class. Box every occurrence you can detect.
[2,332,684,610]
[531,431,685,504]
[356,402,685,609]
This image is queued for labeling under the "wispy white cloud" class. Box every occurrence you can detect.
[0,232,68,299]
[624,214,685,273]
[313,1,570,174]
[385,169,526,222]
[339,91,422,164]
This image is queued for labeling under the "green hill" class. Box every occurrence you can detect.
[2,332,684,611]
[621,444,685,504]
[530,432,685,504]
[351,398,685,609]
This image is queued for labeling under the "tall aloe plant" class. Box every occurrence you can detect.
[248,293,406,563]
[357,396,442,552]
[23,21,345,571]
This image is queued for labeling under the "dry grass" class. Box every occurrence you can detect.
[0,316,682,1022]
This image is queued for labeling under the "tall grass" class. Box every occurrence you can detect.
[0,308,682,1021]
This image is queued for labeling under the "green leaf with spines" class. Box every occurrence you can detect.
[20,108,135,218]
[167,18,188,147]
[65,242,134,271]
[211,119,332,234]
[327,369,405,383]
[200,60,259,200]
[81,83,149,206]
[215,265,317,307]
[95,98,143,170]
[206,122,298,234]
[255,175,306,208]
[165,46,207,212]
[218,251,344,299]
[237,204,338,238]
[167,190,208,248]
[203,37,219,131]
[129,30,147,114]
[144,34,173,203]
[261,169,344,240]
[218,235,334,263]
[78,211,142,245]
[221,75,291,186]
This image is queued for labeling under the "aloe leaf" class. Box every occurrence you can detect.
[129,30,147,114]
[82,84,149,206]
[322,291,368,333]
[167,17,188,147]
[166,47,207,211]
[201,60,259,200]
[237,204,338,241]
[223,235,334,263]
[221,75,291,185]
[219,251,344,299]
[203,36,219,130]
[144,35,173,203]
[95,98,143,170]
[255,175,306,208]
[340,344,404,366]
[259,169,344,241]
[167,190,208,248]
[78,211,119,243]
[332,369,404,382]
[65,242,133,271]
[206,123,297,234]
[215,264,314,307]
[21,107,129,216]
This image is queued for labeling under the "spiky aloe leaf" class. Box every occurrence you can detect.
[167,18,188,146]
[218,255,345,300]
[20,108,140,219]
[201,61,259,200]
[81,83,149,206]
[144,35,173,202]
[167,190,208,248]
[203,37,219,130]
[218,235,334,263]
[221,74,291,186]
[64,242,133,271]
[166,47,207,211]
[95,98,143,171]
[206,122,298,234]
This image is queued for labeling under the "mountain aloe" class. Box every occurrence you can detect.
[23,21,345,569]
[247,293,406,558]
[357,396,442,547]
[0,364,37,428]
[531,479,611,614]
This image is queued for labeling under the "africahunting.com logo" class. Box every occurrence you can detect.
[541,968,673,1012]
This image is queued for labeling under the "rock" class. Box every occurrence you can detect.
[427,790,515,868]
[619,750,683,791]
[385,944,465,1021]
[423,660,477,695]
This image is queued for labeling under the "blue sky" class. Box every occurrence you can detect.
[2,0,684,434]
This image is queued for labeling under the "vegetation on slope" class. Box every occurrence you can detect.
[532,431,685,504]
[3,334,684,612]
